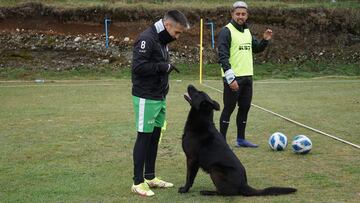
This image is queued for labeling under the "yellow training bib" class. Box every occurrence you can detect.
[221,23,253,77]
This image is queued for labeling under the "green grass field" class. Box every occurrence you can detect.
[0,78,359,202]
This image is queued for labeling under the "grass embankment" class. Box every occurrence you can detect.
[0,0,359,9]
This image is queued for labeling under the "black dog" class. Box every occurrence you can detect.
[179,85,297,196]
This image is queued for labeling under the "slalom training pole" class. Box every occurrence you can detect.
[199,18,203,84]
[104,18,111,48]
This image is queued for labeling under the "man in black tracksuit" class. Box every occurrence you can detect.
[131,10,189,196]
[218,1,273,147]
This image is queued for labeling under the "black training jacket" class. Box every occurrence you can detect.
[131,25,170,100]
[218,20,269,74]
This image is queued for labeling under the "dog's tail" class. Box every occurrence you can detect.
[242,184,297,196]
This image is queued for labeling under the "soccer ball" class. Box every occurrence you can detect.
[291,135,312,154]
[268,132,288,151]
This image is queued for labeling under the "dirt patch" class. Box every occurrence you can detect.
[0,2,359,71]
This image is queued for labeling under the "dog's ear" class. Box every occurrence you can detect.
[201,97,220,111]
[211,100,220,111]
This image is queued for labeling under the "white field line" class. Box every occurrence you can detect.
[0,78,359,87]
[0,79,119,83]
[254,80,360,84]
[0,79,125,87]
[0,83,117,88]
[200,82,360,150]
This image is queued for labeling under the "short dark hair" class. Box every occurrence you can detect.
[231,1,248,13]
[163,10,190,29]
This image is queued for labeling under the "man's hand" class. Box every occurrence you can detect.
[229,80,239,91]
[158,63,180,74]
[263,29,273,41]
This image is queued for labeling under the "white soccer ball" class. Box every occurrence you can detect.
[291,135,312,154]
[268,132,288,151]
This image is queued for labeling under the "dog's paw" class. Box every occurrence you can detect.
[178,186,189,193]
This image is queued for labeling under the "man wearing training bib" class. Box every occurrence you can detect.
[131,10,189,196]
[218,1,273,147]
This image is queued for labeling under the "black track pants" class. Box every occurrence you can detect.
[133,127,161,184]
[219,76,253,141]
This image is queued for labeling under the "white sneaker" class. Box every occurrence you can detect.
[145,177,174,188]
[131,182,155,196]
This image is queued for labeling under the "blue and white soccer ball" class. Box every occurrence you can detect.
[291,135,312,154]
[268,132,288,151]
